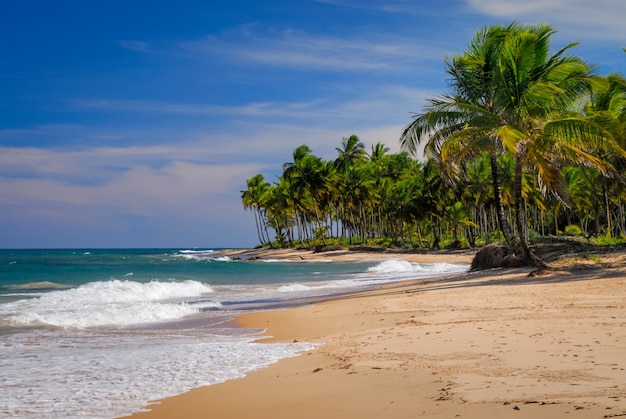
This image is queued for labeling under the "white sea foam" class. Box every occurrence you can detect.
[212,256,233,262]
[175,249,220,261]
[177,253,232,262]
[179,249,215,254]
[367,259,468,278]
[0,328,316,419]
[1,280,217,328]
[257,260,469,299]
[277,283,314,293]
[367,259,415,273]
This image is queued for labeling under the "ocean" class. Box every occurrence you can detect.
[0,248,469,418]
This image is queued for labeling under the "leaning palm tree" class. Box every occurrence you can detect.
[400,24,516,246]
[493,24,623,264]
[241,174,271,245]
[401,22,624,266]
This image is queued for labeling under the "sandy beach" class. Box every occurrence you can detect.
[123,247,626,419]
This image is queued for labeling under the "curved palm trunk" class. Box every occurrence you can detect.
[253,208,265,245]
[490,152,515,245]
[514,142,547,268]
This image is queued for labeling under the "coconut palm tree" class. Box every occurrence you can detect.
[264,179,296,247]
[335,135,367,172]
[492,24,624,264]
[583,73,626,237]
[241,174,271,245]
[461,154,495,244]
[285,152,329,244]
[401,23,624,265]
[369,142,390,163]
[400,24,516,246]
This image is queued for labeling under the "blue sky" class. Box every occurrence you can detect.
[1,0,624,248]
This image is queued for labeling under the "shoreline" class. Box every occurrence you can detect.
[122,247,626,419]
[216,246,476,263]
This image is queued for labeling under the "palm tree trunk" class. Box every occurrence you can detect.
[514,142,547,268]
[619,197,625,236]
[416,221,423,248]
[603,184,612,238]
[490,153,515,245]
[253,209,265,245]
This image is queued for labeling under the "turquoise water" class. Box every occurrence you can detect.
[0,248,374,296]
[0,248,468,418]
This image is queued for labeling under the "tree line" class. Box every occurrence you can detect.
[242,23,626,261]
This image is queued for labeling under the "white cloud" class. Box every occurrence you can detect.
[75,82,434,130]
[466,0,626,41]
[75,98,331,120]
[313,0,457,15]
[0,155,259,216]
[180,26,444,72]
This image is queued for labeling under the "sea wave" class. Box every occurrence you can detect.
[367,259,468,277]
[175,250,231,261]
[270,260,469,296]
[0,279,218,328]
[277,283,314,293]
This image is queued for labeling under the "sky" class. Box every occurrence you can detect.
[1,0,624,249]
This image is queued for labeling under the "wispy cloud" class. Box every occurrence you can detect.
[179,26,443,72]
[74,98,328,119]
[313,0,458,15]
[466,0,626,41]
[74,83,434,129]
[0,146,261,217]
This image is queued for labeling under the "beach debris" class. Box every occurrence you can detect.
[435,387,453,401]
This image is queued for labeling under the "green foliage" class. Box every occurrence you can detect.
[564,225,583,236]
[585,254,602,262]
[274,233,287,248]
[592,236,626,246]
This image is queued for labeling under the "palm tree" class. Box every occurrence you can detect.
[443,201,477,244]
[369,142,390,163]
[461,155,495,244]
[283,144,313,178]
[417,160,452,249]
[286,152,329,244]
[493,24,623,263]
[583,73,626,237]
[281,144,322,243]
[241,174,269,245]
[400,24,516,246]
[335,135,367,172]
[241,174,272,245]
[401,23,624,265]
[338,163,376,244]
[264,179,297,247]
